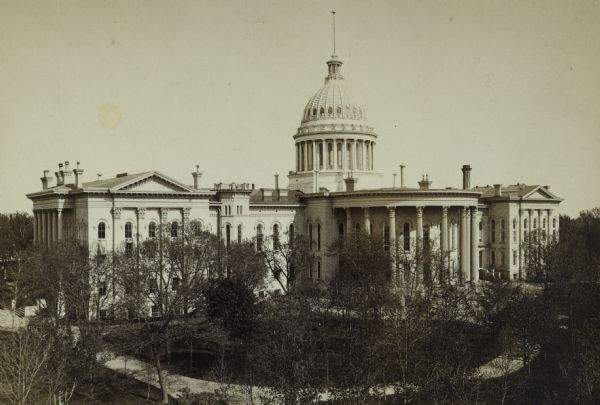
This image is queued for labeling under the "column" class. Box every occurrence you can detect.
[112,207,122,253]
[547,209,553,242]
[32,211,37,244]
[303,142,308,172]
[333,140,338,170]
[57,208,63,241]
[296,144,300,172]
[42,211,48,246]
[363,207,371,235]
[460,207,469,282]
[341,140,347,170]
[416,206,424,285]
[452,222,457,251]
[311,140,316,171]
[371,142,375,170]
[471,207,479,282]
[388,207,397,282]
[182,207,191,234]
[51,210,57,243]
[466,208,471,277]
[441,207,449,252]
[441,207,449,275]
[345,208,352,236]
[136,207,146,244]
[351,140,357,170]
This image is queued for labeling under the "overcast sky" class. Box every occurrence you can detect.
[1,0,599,216]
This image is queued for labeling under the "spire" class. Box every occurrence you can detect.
[326,11,343,82]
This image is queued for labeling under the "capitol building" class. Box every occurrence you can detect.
[27,47,562,289]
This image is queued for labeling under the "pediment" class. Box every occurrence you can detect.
[524,187,556,200]
[117,174,191,193]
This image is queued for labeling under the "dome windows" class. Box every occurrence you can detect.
[337,106,342,116]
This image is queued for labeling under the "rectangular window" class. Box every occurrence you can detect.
[513,250,517,266]
[309,262,313,279]
[383,225,390,252]
[99,310,107,321]
[125,242,133,255]
[317,224,321,250]
[149,277,158,292]
[151,305,159,318]
[308,224,313,250]
[491,251,496,267]
[317,261,321,279]
[127,308,136,320]
[98,281,107,296]
[172,277,180,291]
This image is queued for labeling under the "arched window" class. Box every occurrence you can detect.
[308,224,313,250]
[148,222,156,238]
[238,224,242,243]
[317,223,321,250]
[170,222,178,238]
[336,106,342,115]
[125,222,133,239]
[319,107,324,116]
[312,108,316,116]
[226,224,231,248]
[191,220,202,236]
[328,106,333,115]
[403,223,410,251]
[98,222,106,240]
[273,224,280,249]
[256,224,263,251]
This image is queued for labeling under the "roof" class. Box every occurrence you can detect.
[81,172,151,189]
[473,184,562,200]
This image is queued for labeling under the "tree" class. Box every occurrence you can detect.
[0,212,33,310]
[261,233,314,293]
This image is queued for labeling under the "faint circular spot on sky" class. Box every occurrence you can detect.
[98,104,122,129]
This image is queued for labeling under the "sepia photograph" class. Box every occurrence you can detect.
[1,0,599,403]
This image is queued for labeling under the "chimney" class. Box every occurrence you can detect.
[62,161,73,184]
[274,173,279,190]
[344,173,357,192]
[462,165,471,189]
[191,165,203,189]
[418,174,432,190]
[55,163,64,186]
[73,161,84,188]
[494,184,502,197]
[393,173,397,187]
[40,170,51,190]
[97,173,103,181]
[399,163,405,188]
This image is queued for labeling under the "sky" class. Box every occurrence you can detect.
[1,0,599,217]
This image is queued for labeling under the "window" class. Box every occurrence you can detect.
[149,222,156,238]
[192,221,202,236]
[317,224,321,250]
[273,224,280,249]
[238,224,242,243]
[172,277,180,291]
[491,220,496,243]
[543,218,546,228]
[553,218,556,228]
[533,218,537,229]
[226,224,231,248]
[171,222,178,238]
[99,310,107,321]
[491,251,496,267]
[524,218,528,229]
[479,251,483,266]
[127,308,136,320]
[501,251,505,266]
[478,221,483,242]
[125,242,133,255]
[98,222,106,240]
[256,224,263,251]
[513,250,517,266]
[501,220,505,243]
[309,262,313,279]
[125,222,133,239]
[149,277,158,292]
[338,223,344,237]
[403,223,410,251]
[512,218,517,240]
[308,224,313,249]
[317,261,321,279]
[151,305,159,318]
[289,224,294,243]
[98,281,107,296]
[327,143,333,169]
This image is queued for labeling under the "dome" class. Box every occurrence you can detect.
[300,56,368,125]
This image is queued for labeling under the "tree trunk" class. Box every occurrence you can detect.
[151,346,170,404]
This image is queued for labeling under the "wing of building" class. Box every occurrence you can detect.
[27,49,562,285]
